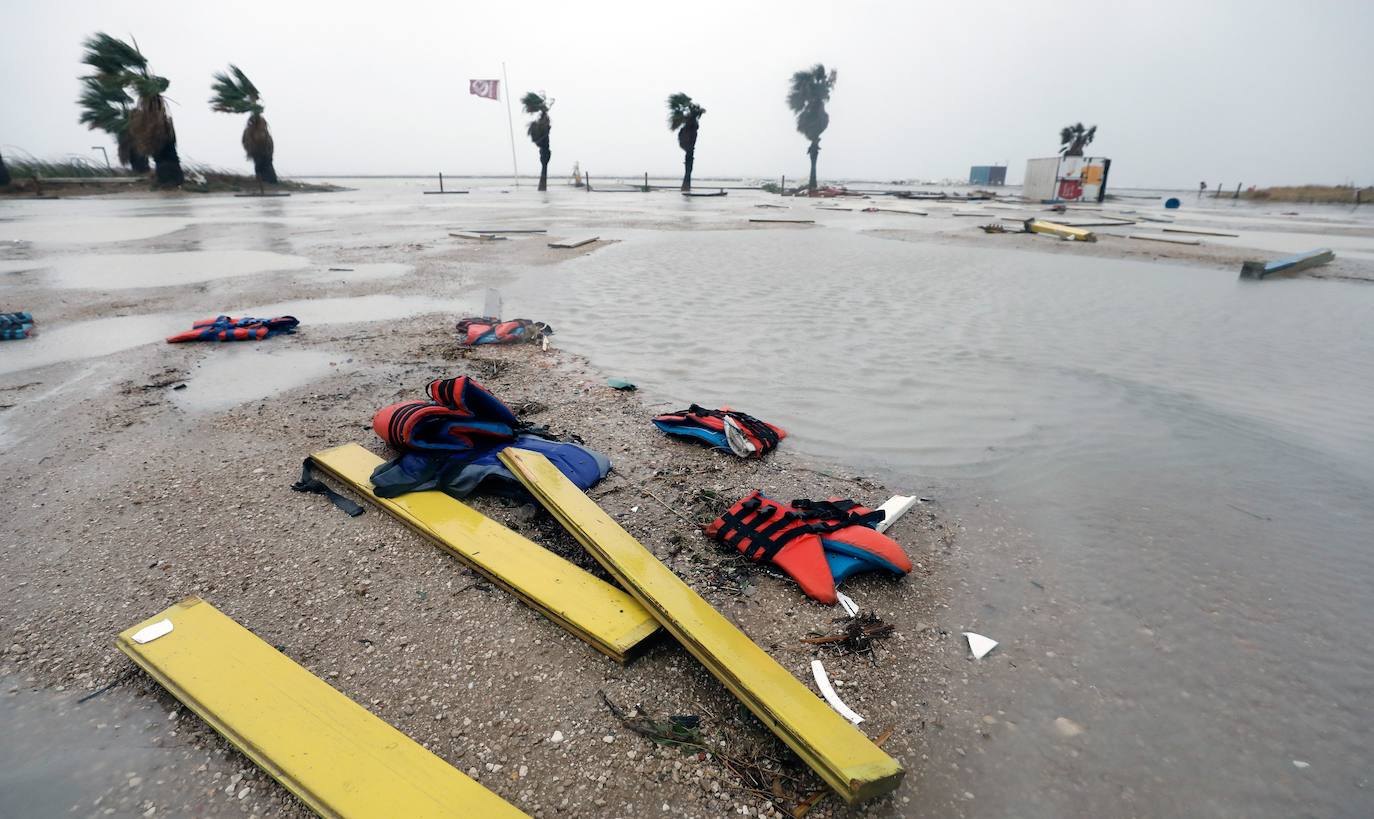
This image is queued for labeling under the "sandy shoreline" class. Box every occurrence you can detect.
[0,209,956,816]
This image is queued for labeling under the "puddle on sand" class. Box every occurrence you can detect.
[239,293,476,325]
[0,216,195,244]
[0,677,175,818]
[170,347,348,412]
[0,259,45,274]
[296,262,413,283]
[0,314,184,375]
[46,250,309,290]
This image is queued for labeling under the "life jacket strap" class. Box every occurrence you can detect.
[291,458,364,517]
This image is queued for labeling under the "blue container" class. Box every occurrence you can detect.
[1165,197,1181,209]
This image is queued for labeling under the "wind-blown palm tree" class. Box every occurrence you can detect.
[0,151,10,187]
[80,32,183,185]
[78,33,149,172]
[667,93,705,191]
[210,65,276,183]
[78,75,148,172]
[787,64,838,191]
[521,92,552,191]
[1059,123,1097,157]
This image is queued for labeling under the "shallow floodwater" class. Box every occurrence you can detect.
[171,347,350,412]
[508,227,1374,816]
[45,249,309,289]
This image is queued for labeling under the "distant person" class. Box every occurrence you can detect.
[1199,181,1207,198]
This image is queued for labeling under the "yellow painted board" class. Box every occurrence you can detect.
[1027,218,1096,242]
[498,448,905,804]
[117,597,528,819]
[307,444,659,663]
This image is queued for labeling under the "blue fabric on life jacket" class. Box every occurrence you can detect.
[651,419,730,451]
[370,434,610,501]
[821,540,908,585]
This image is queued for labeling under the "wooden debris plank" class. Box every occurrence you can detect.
[1163,227,1239,237]
[118,597,528,818]
[1128,233,1201,245]
[307,444,660,663]
[548,237,600,249]
[1240,248,1335,279]
[749,218,816,224]
[1025,218,1097,242]
[450,232,507,241]
[499,448,905,804]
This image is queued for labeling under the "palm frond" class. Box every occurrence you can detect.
[80,32,146,76]
[77,75,132,134]
[521,92,548,115]
[787,63,837,140]
[210,64,264,114]
[667,93,704,131]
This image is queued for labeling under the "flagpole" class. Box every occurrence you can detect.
[502,62,520,188]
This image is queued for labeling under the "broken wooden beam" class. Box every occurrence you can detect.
[1240,248,1335,280]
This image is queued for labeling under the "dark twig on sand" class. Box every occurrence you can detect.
[76,667,139,704]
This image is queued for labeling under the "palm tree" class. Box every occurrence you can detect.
[667,93,705,191]
[210,65,276,183]
[78,33,149,172]
[787,64,838,191]
[78,75,148,172]
[0,151,10,187]
[1059,123,1097,157]
[521,92,552,191]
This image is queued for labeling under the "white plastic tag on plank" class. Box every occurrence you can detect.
[964,631,998,659]
[836,591,860,618]
[132,619,174,644]
[811,660,864,724]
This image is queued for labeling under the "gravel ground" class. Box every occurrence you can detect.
[1,315,955,818]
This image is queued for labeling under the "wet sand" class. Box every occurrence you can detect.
[2,181,1371,817]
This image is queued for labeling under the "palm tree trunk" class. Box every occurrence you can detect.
[129,152,150,173]
[537,143,550,192]
[253,156,278,184]
[807,140,820,191]
[682,148,694,191]
[153,140,184,187]
[0,151,10,187]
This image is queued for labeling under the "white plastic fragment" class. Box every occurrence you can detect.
[873,495,919,534]
[1292,760,1310,769]
[811,660,864,724]
[131,619,174,644]
[836,591,860,618]
[964,632,998,659]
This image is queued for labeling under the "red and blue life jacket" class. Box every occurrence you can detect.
[653,405,786,458]
[456,317,553,346]
[166,315,299,343]
[706,493,912,605]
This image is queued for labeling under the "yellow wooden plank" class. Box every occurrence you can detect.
[117,597,528,819]
[1027,218,1096,242]
[307,444,659,663]
[498,448,905,804]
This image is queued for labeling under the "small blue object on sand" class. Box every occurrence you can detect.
[0,311,35,340]
[1164,197,1181,209]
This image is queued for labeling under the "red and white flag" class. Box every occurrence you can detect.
[469,79,500,101]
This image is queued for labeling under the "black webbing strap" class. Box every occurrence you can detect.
[291,458,364,517]
[791,498,886,530]
[716,498,816,564]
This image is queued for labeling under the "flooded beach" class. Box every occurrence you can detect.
[2,180,1372,817]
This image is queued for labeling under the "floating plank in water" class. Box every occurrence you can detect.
[1163,227,1239,237]
[683,190,727,197]
[1025,218,1096,242]
[815,206,854,211]
[749,218,815,224]
[1060,219,1137,227]
[118,597,529,818]
[1128,233,1201,245]
[422,190,469,195]
[458,228,548,234]
[755,203,789,209]
[1240,248,1335,280]
[1136,214,1174,223]
[450,232,507,241]
[869,207,928,216]
[234,192,291,197]
[499,448,905,804]
[548,236,599,249]
[303,444,660,662]
[951,210,986,216]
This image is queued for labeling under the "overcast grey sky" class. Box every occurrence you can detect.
[3,0,1371,188]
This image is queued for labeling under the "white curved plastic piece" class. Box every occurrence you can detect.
[811,660,864,725]
[131,618,174,644]
[836,592,860,618]
[873,495,919,534]
[964,632,998,659]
